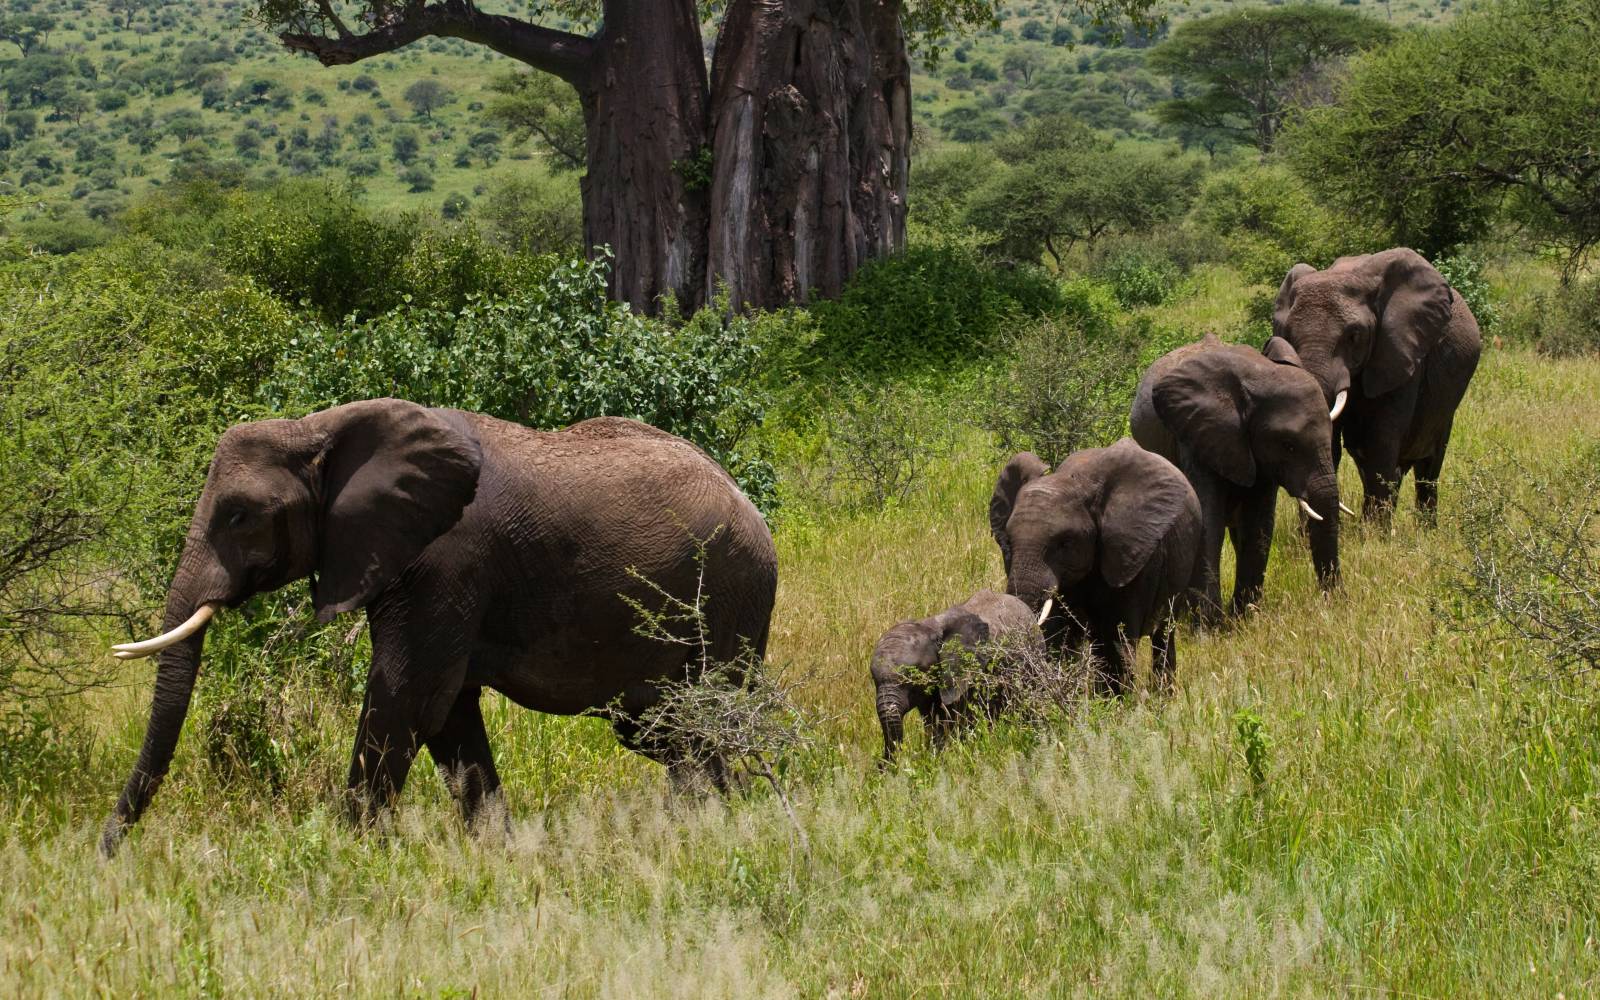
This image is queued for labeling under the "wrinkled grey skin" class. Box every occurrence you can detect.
[871,589,1042,763]
[992,440,1202,695]
[102,399,777,856]
[1273,248,1482,521]
[1130,333,1341,620]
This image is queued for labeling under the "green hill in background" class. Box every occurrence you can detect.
[0,0,1452,247]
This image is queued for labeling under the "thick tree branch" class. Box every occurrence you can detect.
[280,0,595,84]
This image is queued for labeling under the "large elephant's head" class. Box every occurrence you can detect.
[100,398,482,856]
[871,610,989,763]
[995,440,1198,633]
[1272,248,1455,415]
[1151,338,1341,587]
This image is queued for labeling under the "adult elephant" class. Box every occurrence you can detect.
[1273,248,1482,521]
[101,400,777,857]
[990,440,1201,695]
[1129,333,1344,620]
[871,589,1042,763]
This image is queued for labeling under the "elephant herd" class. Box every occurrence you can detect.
[99,248,1479,855]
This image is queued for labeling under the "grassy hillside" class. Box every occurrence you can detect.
[2,255,1596,993]
[0,0,1449,241]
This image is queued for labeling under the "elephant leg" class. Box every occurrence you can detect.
[612,708,731,795]
[345,671,423,826]
[347,596,473,825]
[424,686,504,829]
[1228,486,1277,616]
[1358,460,1402,523]
[1184,465,1229,625]
[1412,441,1450,526]
[1088,627,1133,698]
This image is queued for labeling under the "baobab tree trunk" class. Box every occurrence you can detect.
[707,0,911,310]
[578,3,711,311]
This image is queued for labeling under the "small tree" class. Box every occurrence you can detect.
[402,78,454,121]
[1149,4,1393,152]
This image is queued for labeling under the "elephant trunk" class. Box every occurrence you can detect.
[876,685,909,764]
[100,546,224,857]
[1305,473,1341,591]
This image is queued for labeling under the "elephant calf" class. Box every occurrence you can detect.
[871,589,1042,762]
[1130,333,1343,619]
[990,440,1202,695]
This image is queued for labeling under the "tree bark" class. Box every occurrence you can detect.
[281,0,911,313]
[578,2,710,311]
[707,0,911,309]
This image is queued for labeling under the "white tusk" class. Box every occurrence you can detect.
[1299,498,1325,522]
[1036,598,1054,627]
[111,603,218,659]
[1339,502,1357,517]
[1329,390,1348,421]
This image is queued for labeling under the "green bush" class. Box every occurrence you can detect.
[808,242,1062,381]
[1187,163,1382,287]
[1432,250,1499,336]
[124,179,553,321]
[1090,246,1183,307]
[264,256,778,511]
[982,311,1145,466]
[1535,278,1600,358]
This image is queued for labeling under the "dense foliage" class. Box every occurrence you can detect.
[1149,4,1393,152]
[1284,0,1600,263]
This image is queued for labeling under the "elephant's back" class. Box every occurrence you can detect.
[962,589,1041,647]
[1130,339,1215,460]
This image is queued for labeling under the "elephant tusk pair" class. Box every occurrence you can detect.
[1036,598,1054,627]
[1329,390,1348,421]
[111,603,218,660]
[1298,499,1325,522]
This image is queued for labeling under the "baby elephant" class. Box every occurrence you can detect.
[871,590,1042,762]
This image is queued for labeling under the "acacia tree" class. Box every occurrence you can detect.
[1149,4,1391,153]
[1284,0,1600,267]
[258,0,1153,312]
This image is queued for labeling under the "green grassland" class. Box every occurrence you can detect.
[3,258,1597,995]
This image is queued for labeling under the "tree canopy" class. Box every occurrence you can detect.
[1149,4,1392,153]
[966,115,1202,266]
[1284,0,1600,266]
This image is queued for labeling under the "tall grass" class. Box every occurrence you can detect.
[2,346,1598,996]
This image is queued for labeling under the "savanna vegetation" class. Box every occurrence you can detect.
[2,0,1599,995]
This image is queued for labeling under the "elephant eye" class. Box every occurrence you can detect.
[226,509,248,528]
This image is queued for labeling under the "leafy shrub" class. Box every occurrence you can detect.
[983,312,1143,466]
[1448,447,1600,672]
[809,241,1061,381]
[1187,163,1382,286]
[1432,249,1499,335]
[1090,246,1183,307]
[126,180,552,321]
[786,381,954,512]
[1535,278,1600,358]
[264,258,777,510]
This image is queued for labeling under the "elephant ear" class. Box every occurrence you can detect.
[1151,353,1256,487]
[1261,336,1303,368]
[306,399,483,622]
[1360,248,1454,398]
[937,611,991,707]
[1097,440,1199,590]
[990,452,1048,572]
[1272,263,1316,336]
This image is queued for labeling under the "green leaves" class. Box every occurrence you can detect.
[1149,4,1394,153]
[1283,0,1600,264]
